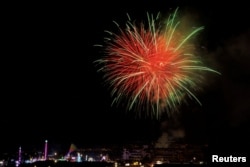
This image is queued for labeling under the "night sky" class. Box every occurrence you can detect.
[1,0,250,157]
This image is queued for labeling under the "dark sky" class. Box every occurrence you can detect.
[1,0,250,157]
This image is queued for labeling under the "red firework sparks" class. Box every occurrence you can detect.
[95,9,220,118]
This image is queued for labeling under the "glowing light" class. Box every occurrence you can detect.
[18,146,21,164]
[44,140,48,160]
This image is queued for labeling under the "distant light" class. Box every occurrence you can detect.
[125,163,130,166]
[88,157,94,162]
[155,160,163,165]
[77,153,81,162]
[44,140,48,160]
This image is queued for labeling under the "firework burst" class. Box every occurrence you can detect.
[95,8,220,119]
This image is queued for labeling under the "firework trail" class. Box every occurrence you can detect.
[95,8,220,119]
